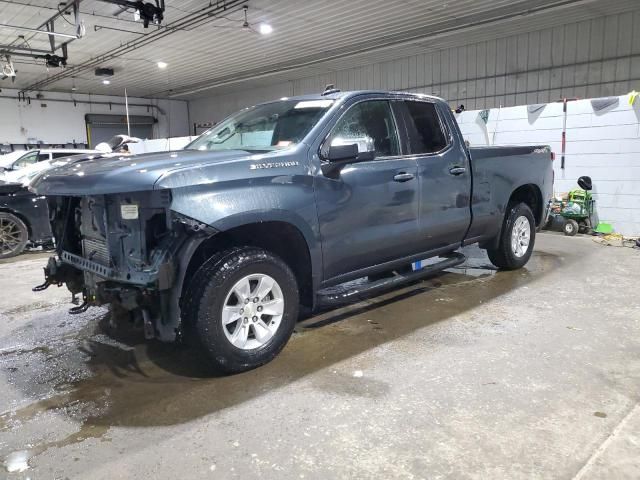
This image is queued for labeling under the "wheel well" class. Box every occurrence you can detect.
[182,221,313,308]
[0,208,31,237]
[509,184,543,226]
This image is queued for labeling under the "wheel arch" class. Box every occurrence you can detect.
[508,183,544,227]
[480,183,543,250]
[180,218,317,310]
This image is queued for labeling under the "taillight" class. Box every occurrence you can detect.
[550,152,555,161]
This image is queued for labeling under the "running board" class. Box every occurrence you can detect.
[316,252,466,308]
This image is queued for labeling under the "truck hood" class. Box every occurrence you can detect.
[30,149,261,196]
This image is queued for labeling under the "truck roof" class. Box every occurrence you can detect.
[260,90,446,104]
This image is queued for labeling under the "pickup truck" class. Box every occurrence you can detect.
[30,90,553,373]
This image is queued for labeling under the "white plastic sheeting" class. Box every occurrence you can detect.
[456,94,640,236]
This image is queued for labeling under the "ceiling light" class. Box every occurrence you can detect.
[258,23,273,35]
[157,61,168,69]
[102,79,110,85]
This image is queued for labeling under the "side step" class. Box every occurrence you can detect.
[316,252,466,308]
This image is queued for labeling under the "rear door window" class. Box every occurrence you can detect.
[402,101,448,154]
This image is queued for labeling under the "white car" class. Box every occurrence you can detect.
[0,148,97,185]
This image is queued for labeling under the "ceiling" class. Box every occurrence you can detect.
[0,0,637,100]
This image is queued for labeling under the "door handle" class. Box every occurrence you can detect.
[393,172,415,182]
[449,166,466,176]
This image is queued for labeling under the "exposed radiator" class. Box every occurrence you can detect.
[79,197,111,268]
[82,237,111,267]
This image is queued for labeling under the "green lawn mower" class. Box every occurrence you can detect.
[550,176,595,236]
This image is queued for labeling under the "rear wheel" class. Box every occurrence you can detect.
[0,212,28,259]
[182,246,299,374]
[486,202,536,270]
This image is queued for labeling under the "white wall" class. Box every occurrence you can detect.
[189,8,640,124]
[0,88,190,146]
[456,94,640,236]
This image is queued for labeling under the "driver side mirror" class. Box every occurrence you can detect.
[322,136,375,177]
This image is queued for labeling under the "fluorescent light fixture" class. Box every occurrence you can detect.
[102,79,110,85]
[258,23,273,35]
[157,61,168,69]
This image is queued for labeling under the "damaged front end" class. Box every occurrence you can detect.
[34,189,211,341]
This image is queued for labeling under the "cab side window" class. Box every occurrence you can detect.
[38,153,50,161]
[402,101,448,154]
[329,100,400,157]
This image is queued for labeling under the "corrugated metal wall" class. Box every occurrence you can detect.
[190,8,640,123]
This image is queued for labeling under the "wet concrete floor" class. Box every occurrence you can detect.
[0,233,638,479]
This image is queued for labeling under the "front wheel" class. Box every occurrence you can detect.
[0,212,28,259]
[182,247,299,374]
[486,202,536,270]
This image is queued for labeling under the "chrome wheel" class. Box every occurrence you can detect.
[0,217,25,257]
[221,273,285,350]
[510,215,531,258]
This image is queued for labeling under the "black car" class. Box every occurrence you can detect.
[0,182,52,259]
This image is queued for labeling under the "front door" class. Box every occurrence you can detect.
[314,99,421,282]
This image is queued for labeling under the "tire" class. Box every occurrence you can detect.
[182,246,299,374]
[486,202,536,270]
[0,212,29,259]
[564,219,579,236]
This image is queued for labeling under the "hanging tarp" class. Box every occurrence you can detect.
[527,104,546,114]
[591,97,619,112]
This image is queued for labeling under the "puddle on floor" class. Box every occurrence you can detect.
[0,248,563,472]
[4,450,30,473]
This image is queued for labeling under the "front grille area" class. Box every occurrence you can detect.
[82,237,111,267]
[79,197,112,268]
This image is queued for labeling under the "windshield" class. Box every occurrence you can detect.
[186,99,334,152]
[0,151,28,168]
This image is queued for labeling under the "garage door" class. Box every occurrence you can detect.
[85,114,156,147]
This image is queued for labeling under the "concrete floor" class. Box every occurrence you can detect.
[0,234,638,479]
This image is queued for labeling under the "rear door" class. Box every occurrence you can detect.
[396,100,471,251]
[314,98,421,282]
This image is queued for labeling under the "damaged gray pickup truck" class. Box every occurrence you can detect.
[31,90,553,373]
